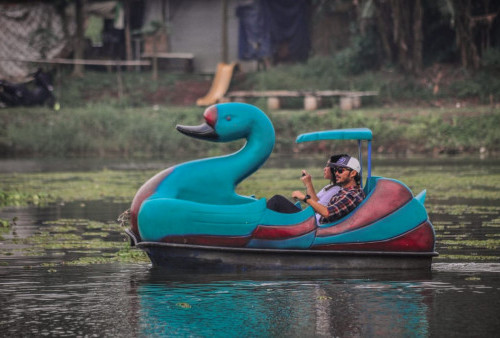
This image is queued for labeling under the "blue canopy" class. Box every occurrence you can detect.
[295,128,372,143]
[295,128,373,187]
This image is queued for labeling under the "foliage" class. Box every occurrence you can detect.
[481,48,500,74]
[242,55,387,93]
[55,70,195,108]
[445,52,500,102]
[1,104,211,157]
[333,25,384,74]
[309,0,499,72]
[1,103,499,158]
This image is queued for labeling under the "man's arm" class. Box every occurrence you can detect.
[292,190,329,217]
[300,170,320,202]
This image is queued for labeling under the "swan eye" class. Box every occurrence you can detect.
[225,115,231,121]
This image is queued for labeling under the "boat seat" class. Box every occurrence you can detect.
[363,176,378,196]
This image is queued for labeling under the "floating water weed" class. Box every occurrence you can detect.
[440,254,499,261]
[483,218,500,227]
[176,302,192,309]
[82,232,108,237]
[0,218,10,228]
[0,217,148,266]
[441,239,500,250]
[465,277,481,281]
[47,225,79,233]
[0,170,149,207]
[1,161,499,265]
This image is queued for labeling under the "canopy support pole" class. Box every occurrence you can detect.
[358,140,363,188]
[367,140,372,180]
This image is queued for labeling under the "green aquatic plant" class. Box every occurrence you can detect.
[483,218,500,227]
[0,190,50,207]
[65,243,148,265]
[0,170,150,207]
[439,254,499,261]
[0,217,148,266]
[82,232,109,237]
[0,218,11,237]
[1,160,500,265]
[441,239,500,250]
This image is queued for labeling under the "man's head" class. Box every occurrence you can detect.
[324,154,347,182]
[328,154,361,187]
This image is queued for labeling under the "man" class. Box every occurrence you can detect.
[292,154,365,223]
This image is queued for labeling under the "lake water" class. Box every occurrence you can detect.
[1,157,500,337]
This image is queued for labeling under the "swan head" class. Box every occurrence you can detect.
[176,103,274,142]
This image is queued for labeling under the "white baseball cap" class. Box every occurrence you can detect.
[329,155,361,172]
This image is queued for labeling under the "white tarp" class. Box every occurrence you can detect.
[0,3,70,81]
[0,1,122,81]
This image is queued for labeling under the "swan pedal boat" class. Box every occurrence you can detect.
[125,103,438,271]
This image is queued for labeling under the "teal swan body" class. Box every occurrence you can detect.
[129,103,435,254]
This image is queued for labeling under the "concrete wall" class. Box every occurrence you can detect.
[144,0,254,74]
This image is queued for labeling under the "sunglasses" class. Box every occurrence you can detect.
[333,167,352,174]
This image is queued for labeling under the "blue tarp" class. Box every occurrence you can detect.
[236,0,310,62]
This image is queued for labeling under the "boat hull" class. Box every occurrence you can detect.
[126,229,437,271]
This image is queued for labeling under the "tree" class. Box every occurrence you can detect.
[445,0,499,70]
[372,0,423,74]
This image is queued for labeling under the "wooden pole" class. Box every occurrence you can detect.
[72,0,85,77]
[124,0,133,71]
[221,0,228,63]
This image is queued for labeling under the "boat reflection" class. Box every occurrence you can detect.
[131,269,433,336]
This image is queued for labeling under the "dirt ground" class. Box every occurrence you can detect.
[146,79,212,106]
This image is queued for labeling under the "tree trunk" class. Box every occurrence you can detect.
[453,0,480,69]
[373,0,423,74]
[373,0,394,64]
[393,1,409,71]
[413,0,423,74]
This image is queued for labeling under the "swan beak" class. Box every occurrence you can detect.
[176,123,219,140]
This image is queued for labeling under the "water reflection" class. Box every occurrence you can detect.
[133,270,433,337]
[1,263,499,336]
[0,265,143,337]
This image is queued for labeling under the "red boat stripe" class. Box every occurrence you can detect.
[252,217,317,240]
[130,167,174,238]
[313,221,435,252]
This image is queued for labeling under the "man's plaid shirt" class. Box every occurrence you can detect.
[319,186,366,224]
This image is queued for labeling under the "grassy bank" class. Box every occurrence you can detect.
[1,104,499,157]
